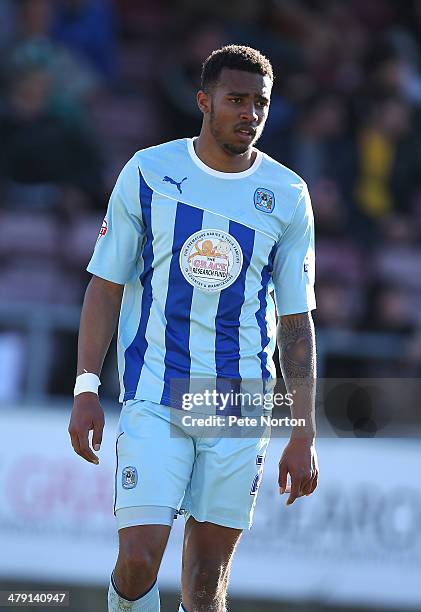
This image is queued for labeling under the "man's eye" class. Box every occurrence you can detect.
[257,100,268,108]
[229,98,241,103]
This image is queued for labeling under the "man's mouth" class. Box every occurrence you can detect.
[235,126,256,141]
[235,126,256,137]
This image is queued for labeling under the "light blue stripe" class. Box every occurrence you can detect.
[122,171,153,399]
[215,221,255,415]
[188,213,229,379]
[135,194,178,400]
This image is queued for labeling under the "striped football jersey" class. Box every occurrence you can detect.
[87,138,316,406]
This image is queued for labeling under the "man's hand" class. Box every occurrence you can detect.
[278,437,318,506]
[68,394,105,465]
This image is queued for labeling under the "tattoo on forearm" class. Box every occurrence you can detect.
[278,313,316,383]
[278,313,316,434]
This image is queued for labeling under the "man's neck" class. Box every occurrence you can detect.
[194,132,256,173]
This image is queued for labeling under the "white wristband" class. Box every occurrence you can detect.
[74,373,101,397]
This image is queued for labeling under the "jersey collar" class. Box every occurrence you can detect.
[187,138,263,179]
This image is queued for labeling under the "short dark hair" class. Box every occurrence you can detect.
[201,45,273,91]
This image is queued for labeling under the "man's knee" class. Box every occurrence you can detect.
[118,544,160,584]
[121,550,157,577]
[116,524,170,587]
[119,546,161,581]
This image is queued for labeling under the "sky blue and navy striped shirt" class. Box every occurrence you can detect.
[87,138,316,406]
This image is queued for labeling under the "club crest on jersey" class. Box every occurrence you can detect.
[122,466,138,489]
[179,229,243,293]
[254,188,275,213]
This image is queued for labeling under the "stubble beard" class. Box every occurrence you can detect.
[209,106,261,156]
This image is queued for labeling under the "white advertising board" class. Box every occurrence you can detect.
[0,406,420,609]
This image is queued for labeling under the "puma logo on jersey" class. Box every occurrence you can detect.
[163,175,188,194]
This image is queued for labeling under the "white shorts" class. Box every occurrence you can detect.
[114,399,271,530]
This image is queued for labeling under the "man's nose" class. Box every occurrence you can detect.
[239,103,258,123]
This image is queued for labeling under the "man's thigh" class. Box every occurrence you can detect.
[181,431,270,530]
[115,399,195,525]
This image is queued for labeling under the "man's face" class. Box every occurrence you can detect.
[203,68,272,155]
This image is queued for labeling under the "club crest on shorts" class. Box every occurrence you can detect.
[254,188,275,214]
[179,229,243,293]
[122,466,138,489]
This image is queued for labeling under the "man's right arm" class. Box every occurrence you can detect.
[68,275,124,465]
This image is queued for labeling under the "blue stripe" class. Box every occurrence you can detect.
[215,221,255,415]
[161,202,203,406]
[122,171,154,399]
[256,243,277,379]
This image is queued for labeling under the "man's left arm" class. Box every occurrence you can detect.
[277,310,318,505]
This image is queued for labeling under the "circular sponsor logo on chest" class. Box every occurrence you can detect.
[179,229,243,293]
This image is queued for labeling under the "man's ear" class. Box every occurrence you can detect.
[197,90,211,114]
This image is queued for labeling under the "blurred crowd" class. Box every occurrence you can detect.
[1,0,421,398]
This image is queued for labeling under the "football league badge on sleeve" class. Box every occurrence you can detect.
[254,188,275,214]
[98,218,108,238]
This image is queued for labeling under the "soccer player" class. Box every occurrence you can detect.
[68,45,318,612]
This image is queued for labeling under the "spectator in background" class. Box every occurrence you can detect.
[372,215,421,296]
[313,178,365,285]
[0,0,16,51]
[2,0,101,116]
[354,95,415,221]
[286,92,352,190]
[314,278,363,331]
[158,20,227,140]
[52,0,117,82]
[366,283,414,334]
[0,65,103,209]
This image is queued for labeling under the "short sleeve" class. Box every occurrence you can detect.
[272,183,316,315]
[87,156,144,284]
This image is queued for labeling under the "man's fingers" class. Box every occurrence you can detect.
[69,421,99,464]
[301,467,317,495]
[301,475,314,496]
[68,429,81,456]
[278,461,288,494]
[92,416,105,451]
[308,473,318,494]
[286,475,302,506]
[302,472,318,496]
[77,431,99,465]
[69,398,104,465]
[287,468,315,504]
[279,443,319,503]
